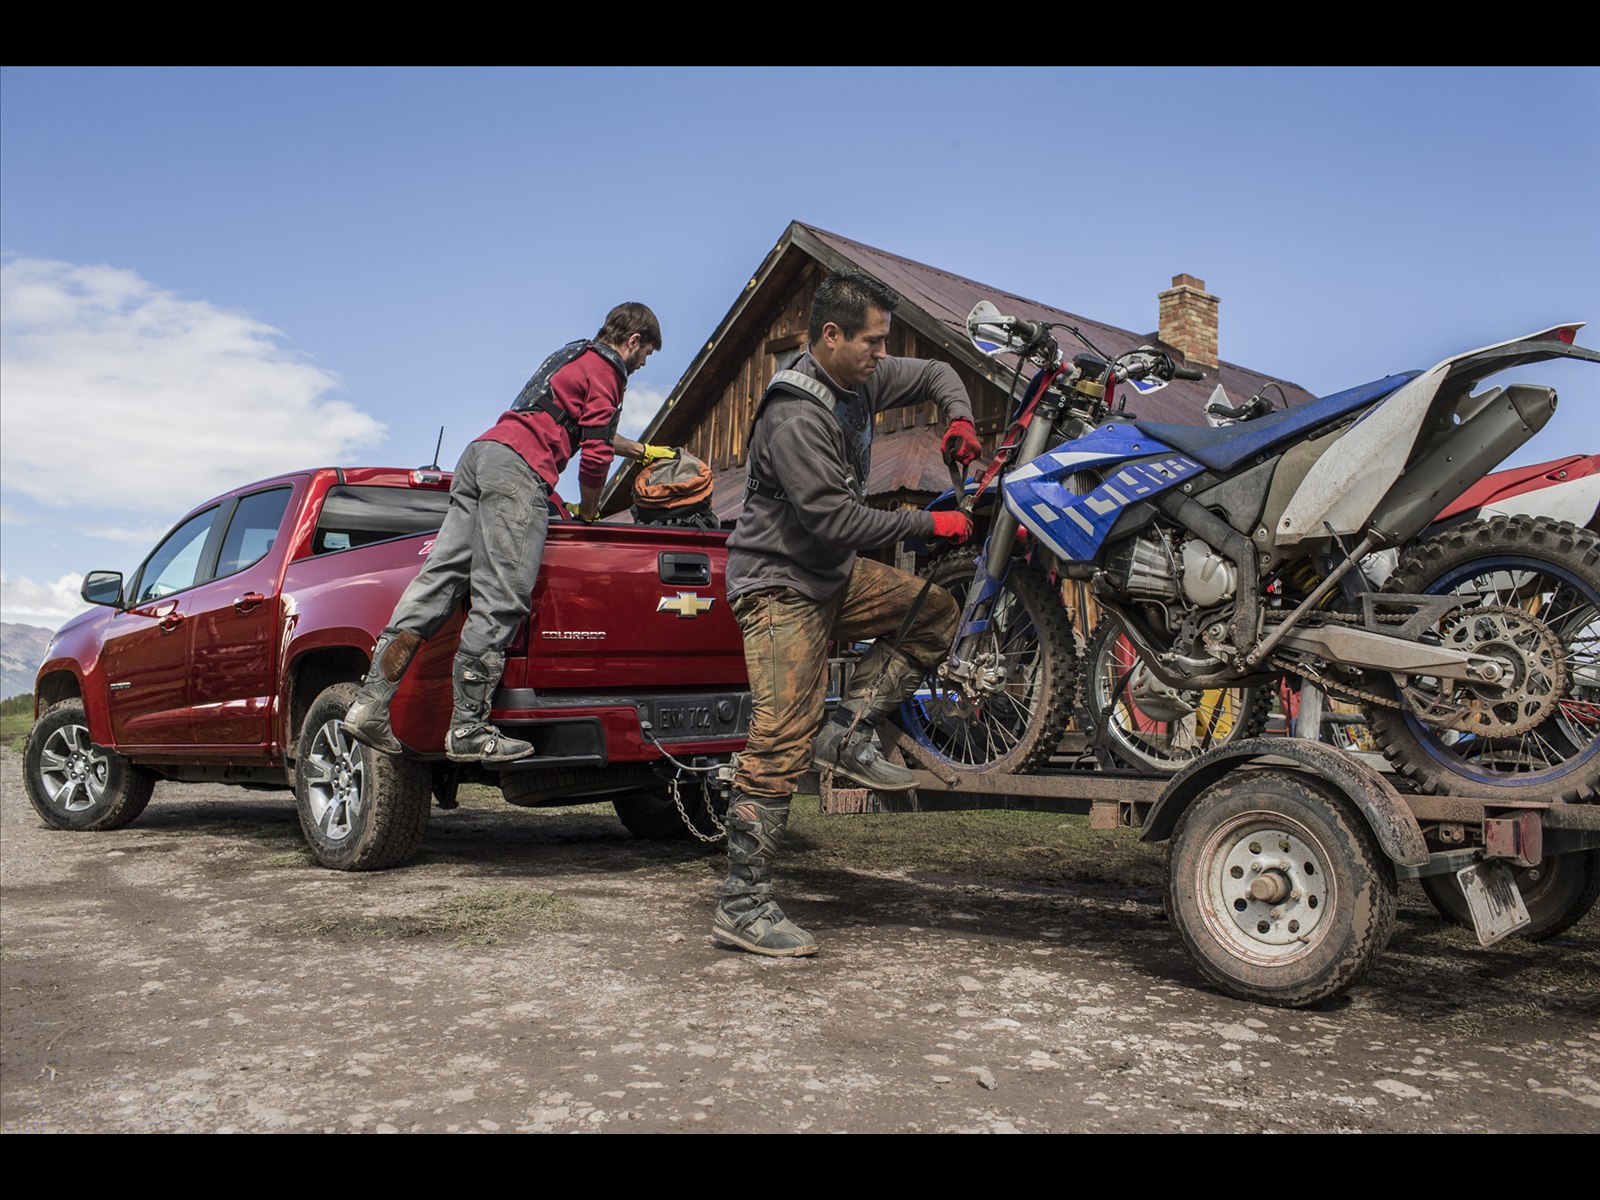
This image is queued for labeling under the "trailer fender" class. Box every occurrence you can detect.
[1140,737,1430,868]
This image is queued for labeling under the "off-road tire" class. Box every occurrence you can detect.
[1167,771,1398,1008]
[23,700,156,831]
[1077,614,1272,772]
[1419,848,1600,942]
[1365,516,1600,802]
[294,683,431,871]
[896,554,1078,777]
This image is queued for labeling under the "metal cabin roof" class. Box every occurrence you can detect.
[605,221,1318,516]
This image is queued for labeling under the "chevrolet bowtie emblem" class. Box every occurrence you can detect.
[657,592,714,617]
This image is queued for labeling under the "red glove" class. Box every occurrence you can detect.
[941,417,981,467]
[931,510,973,543]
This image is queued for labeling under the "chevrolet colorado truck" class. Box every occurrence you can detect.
[23,465,749,870]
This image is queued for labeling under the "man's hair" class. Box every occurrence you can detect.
[808,271,901,345]
[596,302,663,350]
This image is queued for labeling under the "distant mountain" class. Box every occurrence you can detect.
[1,623,56,700]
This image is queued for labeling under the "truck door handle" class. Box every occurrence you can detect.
[659,552,711,586]
[234,592,265,613]
[159,612,186,633]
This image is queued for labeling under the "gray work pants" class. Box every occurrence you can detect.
[386,439,550,659]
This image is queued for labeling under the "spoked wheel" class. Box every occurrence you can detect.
[1167,771,1397,1007]
[1419,849,1600,942]
[1365,516,1600,802]
[1078,615,1271,772]
[894,554,1078,777]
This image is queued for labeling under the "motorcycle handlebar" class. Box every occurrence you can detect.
[1172,365,1205,381]
[1009,318,1045,345]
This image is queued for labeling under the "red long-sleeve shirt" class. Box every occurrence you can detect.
[477,348,622,489]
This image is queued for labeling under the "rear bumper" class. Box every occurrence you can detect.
[485,688,751,766]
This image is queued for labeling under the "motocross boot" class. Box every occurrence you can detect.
[712,794,817,957]
[340,628,422,756]
[810,648,923,792]
[445,650,534,764]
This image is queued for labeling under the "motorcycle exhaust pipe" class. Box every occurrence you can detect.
[1367,383,1556,544]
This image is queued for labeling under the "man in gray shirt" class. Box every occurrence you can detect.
[715,271,981,957]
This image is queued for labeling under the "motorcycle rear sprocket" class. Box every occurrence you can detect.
[1361,515,1600,802]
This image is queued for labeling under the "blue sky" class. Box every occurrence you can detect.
[3,66,1597,629]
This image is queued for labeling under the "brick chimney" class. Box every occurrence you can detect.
[1157,273,1219,369]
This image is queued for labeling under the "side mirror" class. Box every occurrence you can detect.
[81,570,124,608]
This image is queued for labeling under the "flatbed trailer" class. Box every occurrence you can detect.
[815,735,1600,1007]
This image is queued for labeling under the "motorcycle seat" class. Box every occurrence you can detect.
[1111,372,1420,473]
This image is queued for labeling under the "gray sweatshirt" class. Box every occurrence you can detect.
[726,350,974,601]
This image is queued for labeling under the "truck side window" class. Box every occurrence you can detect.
[216,487,293,578]
[133,507,219,604]
[313,485,451,554]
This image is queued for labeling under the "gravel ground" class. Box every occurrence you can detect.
[2,745,1597,1134]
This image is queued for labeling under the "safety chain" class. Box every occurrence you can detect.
[670,774,727,844]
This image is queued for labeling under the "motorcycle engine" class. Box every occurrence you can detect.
[1107,528,1237,608]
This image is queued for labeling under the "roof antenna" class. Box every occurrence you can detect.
[425,427,444,471]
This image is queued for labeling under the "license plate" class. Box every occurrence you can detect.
[647,695,747,741]
[1455,860,1531,946]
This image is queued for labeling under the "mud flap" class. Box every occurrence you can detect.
[1453,860,1532,945]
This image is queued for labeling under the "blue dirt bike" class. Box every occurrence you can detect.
[896,302,1600,804]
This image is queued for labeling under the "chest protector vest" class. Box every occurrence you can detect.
[744,369,871,505]
[510,340,628,444]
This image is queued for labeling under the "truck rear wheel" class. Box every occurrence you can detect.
[612,787,726,843]
[294,683,430,871]
[1167,771,1397,1007]
[23,700,156,831]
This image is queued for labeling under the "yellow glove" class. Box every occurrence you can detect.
[575,509,602,524]
[641,444,678,463]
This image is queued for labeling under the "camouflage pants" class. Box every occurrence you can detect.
[731,556,958,800]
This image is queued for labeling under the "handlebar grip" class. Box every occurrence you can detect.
[1173,365,1205,381]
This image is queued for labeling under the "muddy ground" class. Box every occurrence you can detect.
[2,744,1596,1134]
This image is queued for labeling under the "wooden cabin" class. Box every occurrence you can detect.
[601,220,1316,531]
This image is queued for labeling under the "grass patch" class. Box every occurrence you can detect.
[296,885,575,947]
[265,848,318,868]
[2,709,34,753]
[783,794,1167,890]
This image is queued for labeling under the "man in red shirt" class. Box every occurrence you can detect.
[342,302,665,762]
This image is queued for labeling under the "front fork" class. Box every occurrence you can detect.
[942,405,1063,686]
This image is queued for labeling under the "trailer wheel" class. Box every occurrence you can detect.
[294,683,431,871]
[1419,849,1600,942]
[1167,771,1397,1007]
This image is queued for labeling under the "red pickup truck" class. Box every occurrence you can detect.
[23,465,749,870]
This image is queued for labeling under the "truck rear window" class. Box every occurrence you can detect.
[314,485,451,554]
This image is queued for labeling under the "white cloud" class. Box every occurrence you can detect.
[617,382,668,441]
[0,568,88,629]
[0,256,386,519]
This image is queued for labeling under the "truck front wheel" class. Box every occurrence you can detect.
[294,683,430,871]
[23,700,156,831]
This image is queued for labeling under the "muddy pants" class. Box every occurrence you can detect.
[384,439,550,659]
[731,556,959,800]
